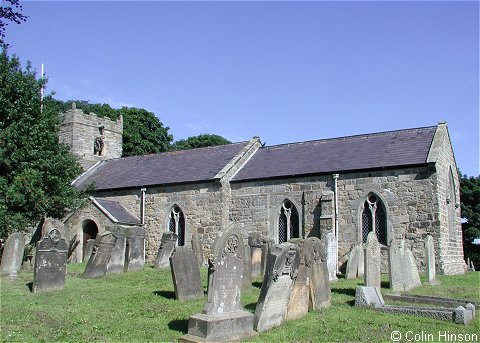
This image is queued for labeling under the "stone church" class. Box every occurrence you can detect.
[59,106,465,275]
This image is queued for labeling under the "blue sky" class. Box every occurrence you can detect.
[6,1,479,176]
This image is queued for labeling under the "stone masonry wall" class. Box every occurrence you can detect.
[59,108,123,170]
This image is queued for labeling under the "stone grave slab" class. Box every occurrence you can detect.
[400,240,422,291]
[67,234,79,262]
[106,226,126,275]
[155,232,177,268]
[388,238,404,292]
[242,244,252,292]
[83,239,95,263]
[0,232,26,280]
[354,286,385,308]
[33,229,68,293]
[170,246,203,301]
[425,235,440,285]
[181,224,256,342]
[191,233,205,267]
[287,238,310,320]
[83,231,117,279]
[254,242,300,333]
[325,232,338,281]
[357,244,365,277]
[125,226,145,271]
[248,232,262,278]
[364,232,381,289]
[305,237,331,310]
[345,245,360,279]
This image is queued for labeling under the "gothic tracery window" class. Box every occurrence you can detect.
[278,200,299,243]
[361,193,387,245]
[168,205,185,246]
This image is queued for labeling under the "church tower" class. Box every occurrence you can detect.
[59,103,123,170]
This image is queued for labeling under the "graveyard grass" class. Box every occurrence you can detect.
[1,265,478,342]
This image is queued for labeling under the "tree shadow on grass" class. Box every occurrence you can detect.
[153,290,176,300]
[26,282,33,292]
[331,287,357,306]
[168,319,188,334]
[244,302,257,314]
[252,281,262,289]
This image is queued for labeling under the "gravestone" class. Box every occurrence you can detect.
[325,232,338,281]
[182,224,256,342]
[191,233,204,267]
[254,242,300,333]
[305,237,331,310]
[248,232,262,277]
[170,246,203,301]
[242,244,252,292]
[260,236,275,277]
[125,226,145,271]
[0,232,26,280]
[425,235,440,285]
[41,217,66,238]
[364,232,381,289]
[155,232,177,268]
[400,240,422,291]
[83,239,95,263]
[33,229,68,293]
[354,286,385,308]
[107,227,126,275]
[83,231,117,279]
[388,238,404,292]
[357,244,365,277]
[345,245,360,279]
[287,238,310,320]
[67,234,80,262]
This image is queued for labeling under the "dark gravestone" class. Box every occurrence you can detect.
[170,246,203,301]
[306,237,331,310]
[287,238,310,320]
[191,233,205,267]
[0,232,26,280]
[83,239,95,263]
[107,226,126,275]
[83,231,117,279]
[254,242,300,333]
[182,224,256,342]
[125,226,145,271]
[33,229,68,293]
[155,232,177,268]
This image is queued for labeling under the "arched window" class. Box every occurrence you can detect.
[278,200,299,243]
[168,205,185,246]
[361,193,387,245]
[447,169,457,239]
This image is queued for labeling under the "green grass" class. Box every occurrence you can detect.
[1,265,478,342]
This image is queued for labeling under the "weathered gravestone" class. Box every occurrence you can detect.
[248,232,263,278]
[306,237,331,310]
[364,232,381,289]
[107,226,126,275]
[41,217,66,238]
[260,236,275,277]
[425,235,440,285]
[181,224,256,342]
[325,232,338,281]
[345,245,360,279]
[254,242,300,333]
[125,226,145,271]
[0,232,26,280]
[83,239,95,263]
[357,244,365,277]
[155,232,177,268]
[170,246,203,301]
[400,240,422,291]
[388,238,404,292]
[354,286,385,308]
[83,231,117,279]
[287,238,310,320]
[243,243,252,292]
[191,233,205,267]
[33,229,68,293]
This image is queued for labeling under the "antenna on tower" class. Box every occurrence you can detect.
[40,63,44,113]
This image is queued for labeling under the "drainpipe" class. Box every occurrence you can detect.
[332,174,339,272]
[140,188,147,225]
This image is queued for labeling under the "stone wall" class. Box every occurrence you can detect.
[59,108,123,170]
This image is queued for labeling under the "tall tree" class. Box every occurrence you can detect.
[171,134,231,151]
[0,52,83,239]
[460,173,480,268]
[120,107,173,157]
[0,0,28,49]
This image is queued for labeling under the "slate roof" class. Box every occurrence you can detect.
[232,126,437,182]
[73,141,250,190]
[92,198,141,225]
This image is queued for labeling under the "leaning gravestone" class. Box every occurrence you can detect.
[354,286,385,308]
[83,231,117,279]
[170,246,203,301]
[106,226,126,275]
[287,238,310,320]
[425,235,440,285]
[364,232,381,289]
[33,228,68,293]
[0,232,26,280]
[125,226,145,271]
[191,233,204,267]
[155,232,178,268]
[306,237,331,310]
[254,242,300,333]
[83,239,95,263]
[325,232,338,281]
[388,238,404,292]
[345,245,360,279]
[400,240,422,291]
[181,224,256,342]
